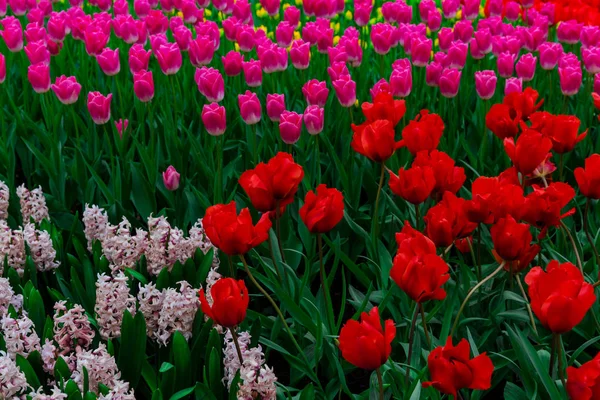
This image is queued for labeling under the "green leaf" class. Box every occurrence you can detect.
[27,289,45,338]
[151,389,164,400]
[117,311,147,389]
[130,162,156,219]
[169,386,196,400]
[504,382,529,400]
[408,381,422,400]
[16,354,41,389]
[159,362,175,373]
[173,332,192,390]
[207,347,223,399]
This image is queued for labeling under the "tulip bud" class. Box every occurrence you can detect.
[201,103,226,136]
[222,51,243,76]
[504,77,523,95]
[238,90,262,125]
[303,105,324,135]
[97,48,121,76]
[155,43,182,75]
[242,59,263,87]
[266,93,286,122]
[51,75,81,104]
[162,166,180,191]
[474,70,497,100]
[87,92,112,124]
[27,63,50,93]
[133,70,154,102]
[279,111,303,144]
[439,68,461,98]
[115,119,128,137]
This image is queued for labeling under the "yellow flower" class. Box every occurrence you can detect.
[345,10,353,20]
[293,31,301,40]
[354,99,359,107]
[434,38,439,48]
[257,25,267,33]
[283,3,290,10]
[333,36,340,45]
[295,0,302,6]
[256,8,267,18]
[376,7,382,17]
[479,5,485,17]
[219,28,224,37]
[456,9,462,19]
[205,9,212,17]
[274,13,280,20]
[369,17,376,25]
[176,11,183,18]
[235,43,240,52]
[268,32,274,39]
[426,27,431,37]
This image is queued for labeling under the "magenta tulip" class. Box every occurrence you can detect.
[133,70,154,102]
[27,63,50,93]
[474,70,497,100]
[279,111,303,144]
[238,90,262,125]
[304,105,324,135]
[162,166,180,191]
[51,75,81,104]
[266,93,286,122]
[201,103,226,136]
[87,92,112,125]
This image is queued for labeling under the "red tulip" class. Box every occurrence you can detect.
[338,307,396,370]
[361,91,406,126]
[525,261,596,333]
[503,129,553,176]
[203,201,272,256]
[485,103,521,139]
[543,115,587,154]
[351,120,401,163]
[423,337,494,397]
[299,184,344,233]
[575,154,600,200]
[391,223,449,302]
[424,192,477,247]
[567,352,600,400]
[412,150,466,197]
[503,87,543,120]
[399,110,444,155]
[239,152,304,213]
[491,216,540,273]
[522,182,575,237]
[389,166,435,205]
[199,278,249,328]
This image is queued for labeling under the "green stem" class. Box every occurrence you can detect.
[467,236,481,281]
[372,163,386,241]
[584,199,600,268]
[405,304,419,386]
[268,235,283,284]
[549,333,557,377]
[376,367,384,400]
[451,263,505,337]
[419,303,431,349]
[557,334,566,387]
[275,200,286,265]
[229,327,244,366]
[318,234,334,332]
[516,274,538,335]
[560,221,583,273]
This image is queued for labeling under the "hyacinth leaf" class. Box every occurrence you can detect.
[168,385,196,400]
[206,347,223,399]
[298,384,315,400]
[151,388,163,400]
[173,332,192,391]
[65,379,81,399]
[83,366,90,394]
[194,383,217,400]
[54,356,71,383]
[26,351,44,379]
[227,372,241,400]
[130,162,156,220]
[16,354,41,389]
[83,392,97,400]
[118,310,147,389]
[27,288,45,338]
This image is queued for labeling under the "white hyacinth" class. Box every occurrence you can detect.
[16,184,49,224]
[102,217,147,273]
[95,272,137,340]
[23,223,60,272]
[83,204,109,251]
[0,350,30,398]
[0,312,41,359]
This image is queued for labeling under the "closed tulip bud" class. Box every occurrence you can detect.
[283,5,300,26]
[0,21,23,52]
[559,66,582,96]
[332,77,357,108]
[24,23,45,44]
[497,52,516,78]
[173,26,192,51]
[155,43,181,75]
[290,39,310,70]
[236,25,255,52]
[189,35,214,67]
[276,21,294,47]
[538,42,562,70]
[426,62,443,87]
[504,77,523,95]
[371,23,394,55]
[97,48,120,76]
[24,40,50,66]
[426,9,442,32]
[303,105,324,135]
[195,67,224,103]
[129,45,151,74]
[438,27,453,52]
[439,68,461,98]
[87,92,112,124]
[115,119,128,137]
[201,103,226,136]
[203,201,272,255]
[447,41,468,69]
[279,111,303,144]
[199,278,249,328]
[51,75,81,104]
[133,70,154,102]
[162,165,180,191]
[233,0,251,22]
[27,63,50,93]
[266,93,286,122]
[113,0,128,15]
[339,307,395,370]
[474,70,497,100]
[411,36,432,67]
[8,0,25,15]
[242,59,262,87]
[300,184,344,233]
[390,67,412,98]
[525,261,595,333]
[222,51,243,76]
[302,79,329,107]
[516,53,537,81]
[238,90,261,125]
[84,26,109,56]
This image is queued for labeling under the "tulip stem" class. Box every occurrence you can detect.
[372,163,386,242]
[376,367,384,400]
[419,303,431,349]
[405,304,419,386]
[560,221,583,273]
[314,135,321,184]
[467,237,481,281]
[229,327,244,366]
[450,262,505,338]
[239,255,308,372]
[516,274,538,335]
[557,334,566,387]
[549,333,557,377]
[268,237,283,284]
[275,200,286,266]
[216,135,223,204]
[559,154,564,182]
[584,199,600,269]
[318,234,334,332]
[414,204,420,232]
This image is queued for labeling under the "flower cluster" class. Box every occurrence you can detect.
[0,220,26,276]
[0,351,30,398]
[0,180,9,220]
[0,312,41,359]
[16,184,49,224]
[23,222,60,272]
[94,272,137,340]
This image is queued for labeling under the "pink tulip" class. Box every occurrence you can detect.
[497,52,516,78]
[0,20,23,52]
[51,75,81,104]
[181,0,199,23]
[202,103,226,136]
[447,41,468,69]
[222,51,243,76]
[583,48,600,75]
[266,93,286,122]
[330,77,355,107]
[454,20,474,43]
[418,0,435,20]
[487,0,502,16]
[115,119,128,137]
[155,43,181,75]
[438,28,453,52]
[113,0,128,15]
[463,0,479,19]
[354,3,372,26]
[233,0,252,23]
[504,77,523,95]
[162,166,180,191]
[189,35,214,67]
[426,62,443,87]
[411,37,432,67]
[276,21,294,47]
[195,67,225,103]
[557,20,583,44]
[505,1,520,21]
[595,74,600,95]
[370,78,391,99]
[538,42,562,70]
[97,48,121,76]
[133,70,154,102]
[426,9,441,32]
[87,92,112,124]
[340,35,362,67]
[284,5,300,26]
[559,66,582,96]
[24,23,45,43]
[27,63,50,93]
[173,26,192,51]
[129,45,151,74]
[515,53,537,81]
[474,29,492,54]
[302,80,329,107]
[212,0,228,11]
[238,90,261,125]
[8,0,25,15]
[371,23,394,55]
[304,105,324,135]
[24,41,50,66]
[442,0,459,18]
[196,21,220,51]
[0,54,5,84]
[260,0,280,16]
[474,70,497,100]
[581,26,600,50]
[258,44,288,73]
[145,10,168,36]
[439,68,461,98]
[47,14,67,42]
[279,111,303,145]
[290,39,310,70]
[390,67,412,98]
[242,59,262,87]
[522,26,546,52]
[84,26,109,56]
[236,25,255,52]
